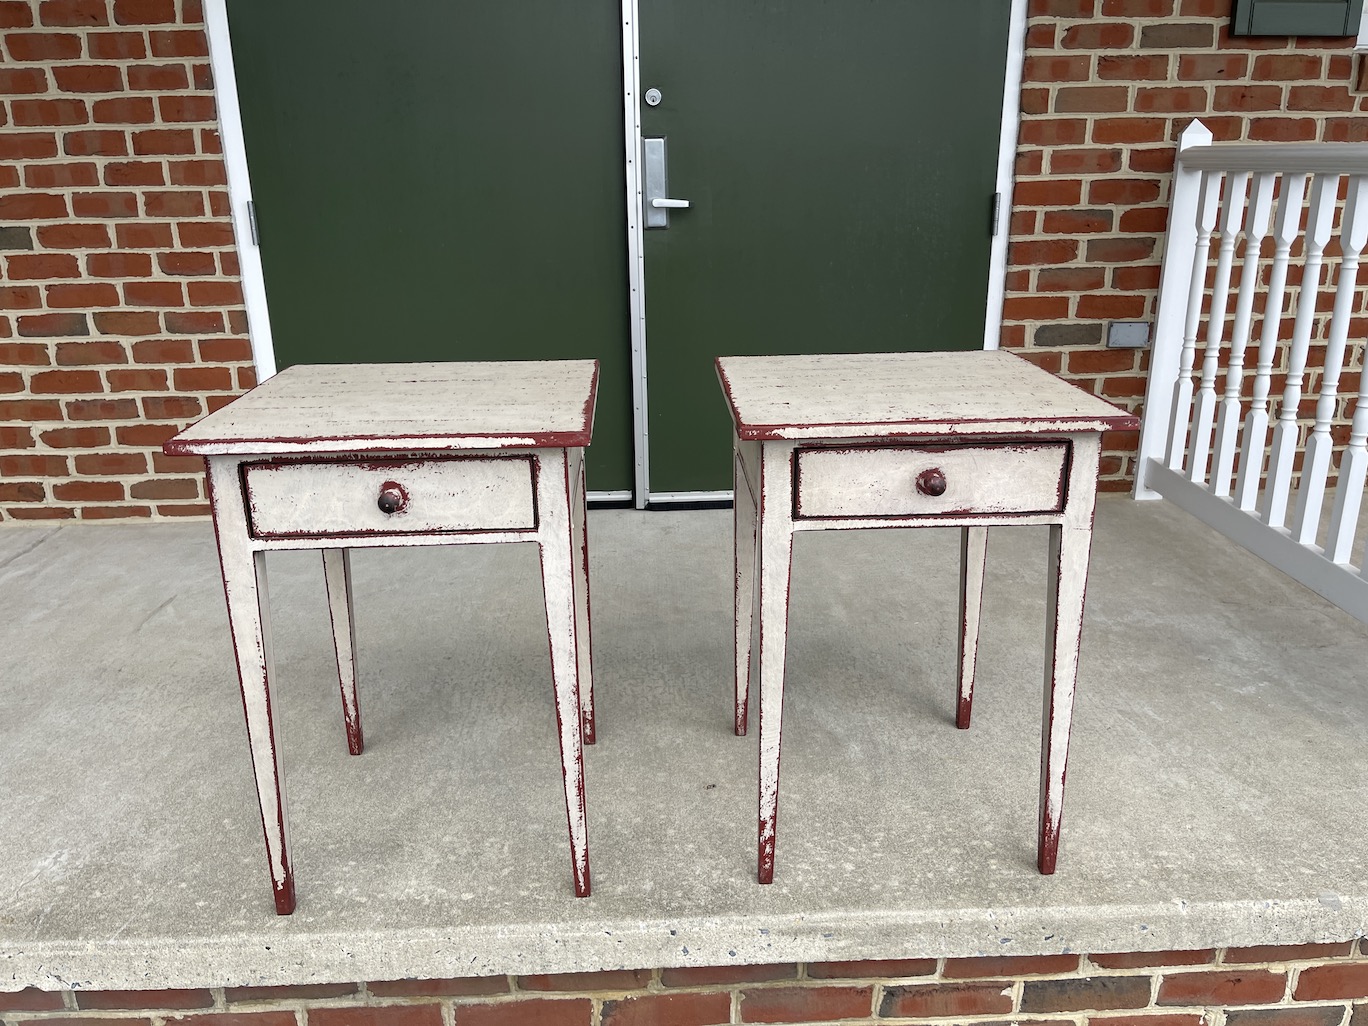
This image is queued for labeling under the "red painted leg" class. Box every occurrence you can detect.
[955,526,988,730]
[322,548,363,756]
[537,450,591,897]
[1038,521,1092,875]
[733,441,757,737]
[207,457,296,914]
[571,453,596,745]
[755,443,794,885]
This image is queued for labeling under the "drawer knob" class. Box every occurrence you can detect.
[916,468,947,497]
[377,481,408,515]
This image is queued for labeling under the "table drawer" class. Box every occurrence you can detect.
[243,455,537,539]
[794,441,1069,520]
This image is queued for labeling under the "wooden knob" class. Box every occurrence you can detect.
[916,468,947,497]
[377,481,408,515]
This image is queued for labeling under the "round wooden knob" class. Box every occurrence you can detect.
[916,468,947,497]
[377,481,408,515]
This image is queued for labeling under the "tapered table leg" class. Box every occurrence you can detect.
[570,451,596,745]
[536,449,591,897]
[206,456,296,915]
[322,548,363,756]
[733,439,758,737]
[754,442,795,885]
[956,526,989,729]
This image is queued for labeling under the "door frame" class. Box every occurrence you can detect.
[205,0,1027,508]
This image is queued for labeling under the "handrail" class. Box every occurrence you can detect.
[1179,141,1368,174]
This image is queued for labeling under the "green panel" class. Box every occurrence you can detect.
[227,2,633,492]
[640,0,1011,494]
[1232,0,1361,35]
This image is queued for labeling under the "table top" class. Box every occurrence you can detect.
[165,360,600,456]
[716,351,1139,441]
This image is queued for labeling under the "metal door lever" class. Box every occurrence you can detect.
[651,197,691,209]
[643,137,689,228]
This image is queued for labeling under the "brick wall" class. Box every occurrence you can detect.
[0,0,248,521]
[2,0,1367,516]
[1004,0,1368,491]
[4,947,1368,1026]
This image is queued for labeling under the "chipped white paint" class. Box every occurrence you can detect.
[243,456,537,538]
[717,351,1134,441]
[173,362,600,911]
[1137,129,1368,622]
[167,361,598,457]
[722,352,1133,882]
[794,442,1068,520]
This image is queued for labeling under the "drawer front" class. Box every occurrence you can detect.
[794,442,1069,520]
[243,455,537,539]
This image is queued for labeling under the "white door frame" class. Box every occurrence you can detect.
[206,0,1027,509]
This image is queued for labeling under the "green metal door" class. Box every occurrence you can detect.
[226,2,634,493]
[638,0,1011,495]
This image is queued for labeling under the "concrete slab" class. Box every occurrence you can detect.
[1,497,1366,990]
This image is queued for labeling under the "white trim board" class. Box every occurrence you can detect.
[983,0,1027,351]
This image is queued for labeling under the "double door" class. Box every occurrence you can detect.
[224,1,1013,500]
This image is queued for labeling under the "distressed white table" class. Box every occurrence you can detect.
[165,360,599,914]
[717,351,1138,883]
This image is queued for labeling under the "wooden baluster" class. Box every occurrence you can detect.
[1189,171,1250,483]
[1212,173,1276,498]
[1235,172,1308,512]
[1293,176,1368,545]
[1325,179,1368,565]
[1262,173,1339,529]
[1166,170,1223,471]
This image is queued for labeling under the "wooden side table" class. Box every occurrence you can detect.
[165,360,599,913]
[717,351,1138,883]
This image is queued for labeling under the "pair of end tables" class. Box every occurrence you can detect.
[166,352,1136,914]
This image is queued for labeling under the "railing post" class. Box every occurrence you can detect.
[1135,120,1213,500]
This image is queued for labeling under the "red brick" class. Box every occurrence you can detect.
[74,452,147,474]
[1101,375,1149,398]
[1062,22,1134,48]
[141,395,200,418]
[0,167,18,189]
[114,0,174,23]
[1050,148,1123,175]
[46,283,120,308]
[107,367,166,390]
[66,397,138,419]
[1090,179,1162,205]
[0,1,34,27]
[56,340,125,364]
[1004,295,1071,320]
[123,281,183,306]
[117,222,175,248]
[201,128,223,154]
[880,982,1015,1018]
[1087,237,1156,263]
[739,985,870,1023]
[0,399,63,419]
[105,159,165,186]
[1039,267,1106,292]
[144,190,205,217]
[40,425,110,447]
[1056,86,1131,113]
[167,311,224,334]
[7,507,77,519]
[1228,943,1354,964]
[945,954,1081,979]
[1289,85,1352,111]
[1250,118,1319,142]
[237,366,256,389]
[1015,179,1083,206]
[518,970,651,992]
[36,222,109,247]
[0,66,49,92]
[0,192,69,219]
[153,451,202,473]
[5,31,82,60]
[72,191,139,217]
[1069,350,1140,374]
[80,505,153,518]
[157,251,217,276]
[9,253,82,280]
[1,454,69,475]
[93,310,161,335]
[173,366,231,391]
[1215,85,1286,112]
[1093,118,1168,144]
[39,0,108,25]
[1011,239,1080,265]
[132,338,193,363]
[62,129,127,156]
[1097,53,1170,80]
[188,280,243,306]
[1025,55,1092,83]
[169,158,226,186]
[1157,970,1286,1006]
[0,371,25,393]
[600,991,729,1026]
[159,94,216,121]
[77,990,214,1011]
[1295,964,1368,1000]
[117,424,183,450]
[87,30,146,59]
[149,28,208,57]
[178,221,235,247]
[0,425,34,447]
[1135,86,1209,113]
[661,965,797,988]
[219,985,357,1003]
[366,979,507,998]
[0,131,59,159]
[1043,208,1113,234]
[52,64,123,91]
[0,285,43,309]
[19,313,89,337]
[452,999,590,1026]
[127,63,188,90]
[1252,54,1323,80]
[0,481,45,502]
[807,958,936,979]
[93,95,156,123]
[0,341,48,363]
[1022,976,1154,1012]
[133,128,196,154]
[164,1014,296,1026]
[1224,1010,1348,1026]
[1178,53,1249,80]
[1090,1016,1205,1026]
[1111,265,1162,290]
[1078,294,1146,319]
[88,252,153,277]
[155,501,209,516]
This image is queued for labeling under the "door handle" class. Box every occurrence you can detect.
[643,137,688,228]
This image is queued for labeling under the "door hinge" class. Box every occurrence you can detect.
[991,191,1001,237]
[246,200,260,246]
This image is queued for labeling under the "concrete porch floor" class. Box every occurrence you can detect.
[1,496,1367,991]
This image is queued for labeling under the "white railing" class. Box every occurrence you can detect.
[1135,120,1368,622]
